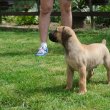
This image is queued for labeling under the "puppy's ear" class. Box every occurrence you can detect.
[62,27,65,31]
[62,27,72,38]
[57,26,65,33]
[61,27,72,47]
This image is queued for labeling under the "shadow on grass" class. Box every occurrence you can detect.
[36,80,79,95]
[41,79,108,95]
[43,85,67,93]
[18,80,79,97]
[18,79,108,98]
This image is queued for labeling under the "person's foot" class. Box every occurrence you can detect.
[35,46,48,56]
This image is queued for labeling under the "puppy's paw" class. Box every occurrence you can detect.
[65,86,72,90]
[107,81,110,85]
[79,90,87,95]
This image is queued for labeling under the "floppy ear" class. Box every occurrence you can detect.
[61,27,72,49]
[61,27,72,54]
[57,26,65,33]
[62,27,72,38]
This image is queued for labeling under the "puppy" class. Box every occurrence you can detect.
[49,26,110,94]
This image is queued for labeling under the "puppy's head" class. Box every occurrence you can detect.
[49,26,72,44]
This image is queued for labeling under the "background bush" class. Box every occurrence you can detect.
[15,16,38,25]
[3,16,16,24]
[95,5,110,27]
[13,0,35,12]
[3,16,39,25]
[51,0,61,22]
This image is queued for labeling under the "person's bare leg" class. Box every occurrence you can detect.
[36,0,54,56]
[39,0,54,42]
[59,0,72,27]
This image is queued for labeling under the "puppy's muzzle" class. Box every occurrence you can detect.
[49,31,58,42]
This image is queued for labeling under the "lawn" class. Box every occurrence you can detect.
[0,29,110,110]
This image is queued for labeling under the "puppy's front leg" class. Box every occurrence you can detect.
[79,66,87,94]
[65,65,74,90]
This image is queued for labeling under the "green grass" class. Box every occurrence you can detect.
[0,29,110,110]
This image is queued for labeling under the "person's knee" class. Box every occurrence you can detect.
[40,5,53,15]
[61,2,71,13]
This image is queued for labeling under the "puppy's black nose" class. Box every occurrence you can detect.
[49,33,53,38]
[49,32,54,41]
[49,32,58,42]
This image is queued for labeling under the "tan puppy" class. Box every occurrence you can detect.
[49,26,110,94]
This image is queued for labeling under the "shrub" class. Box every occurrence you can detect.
[51,1,61,22]
[95,5,110,27]
[4,16,38,25]
[14,0,35,12]
[15,16,38,25]
[72,0,87,12]
[2,16,16,24]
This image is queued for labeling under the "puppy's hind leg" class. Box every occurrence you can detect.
[87,69,94,81]
[106,67,110,84]
[106,66,110,84]
[104,55,110,84]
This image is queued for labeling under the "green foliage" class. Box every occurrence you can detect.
[15,16,38,25]
[95,5,110,27]
[51,0,88,22]
[51,0,61,22]
[13,0,35,12]
[72,0,87,12]
[2,16,39,25]
[53,0,60,11]
[3,16,16,23]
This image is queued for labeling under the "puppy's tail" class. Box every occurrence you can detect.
[102,39,106,45]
